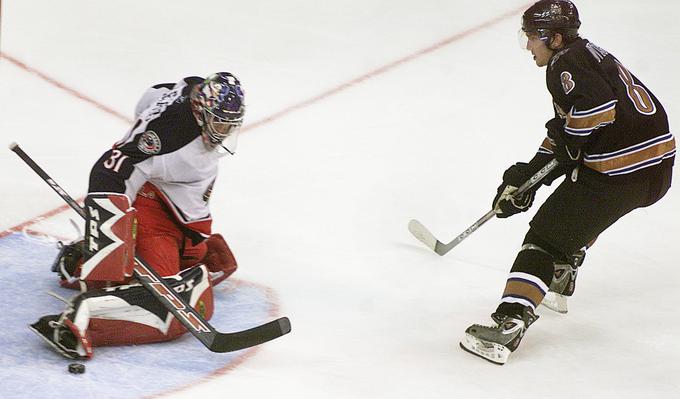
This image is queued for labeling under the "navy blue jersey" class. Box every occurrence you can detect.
[536,38,675,177]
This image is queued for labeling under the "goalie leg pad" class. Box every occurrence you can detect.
[81,193,136,283]
[68,265,214,347]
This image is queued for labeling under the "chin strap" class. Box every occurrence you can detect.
[220,144,235,155]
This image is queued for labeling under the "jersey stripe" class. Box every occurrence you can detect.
[584,133,675,176]
[501,272,548,310]
[565,100,617,136]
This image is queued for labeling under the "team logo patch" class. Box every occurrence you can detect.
[560,71,576,95]
[138,131,161,154]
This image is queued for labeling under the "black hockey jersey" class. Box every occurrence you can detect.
[88,76,225,237]
[537,38,675,177]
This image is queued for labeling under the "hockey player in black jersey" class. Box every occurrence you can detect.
[460,0,675,365]
[30,72,245,359]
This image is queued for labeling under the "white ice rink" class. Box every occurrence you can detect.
[1,1,679,398]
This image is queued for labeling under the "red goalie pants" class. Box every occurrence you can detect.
[134,185,209,277]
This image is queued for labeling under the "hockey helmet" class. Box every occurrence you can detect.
[191,72,245,154]
[520,0,580,47]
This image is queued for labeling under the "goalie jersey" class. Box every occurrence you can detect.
[538,38,675,177]
[88,77,224,239]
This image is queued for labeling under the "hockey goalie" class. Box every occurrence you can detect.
[30,72,245,360]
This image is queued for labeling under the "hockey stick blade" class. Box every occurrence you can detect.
[131,255,291,353]
[10,143,292,353]
[409,214,493,256]
[409,159,560,256]
[408,219,441,253]
[208,317,292,352]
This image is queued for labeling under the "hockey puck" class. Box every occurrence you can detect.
[68,363,86,374]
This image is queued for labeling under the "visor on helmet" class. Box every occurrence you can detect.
[517,27,551,50]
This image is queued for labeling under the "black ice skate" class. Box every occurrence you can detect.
[29,314,92,360]
[541,249,585,314]
[459,307,538,365]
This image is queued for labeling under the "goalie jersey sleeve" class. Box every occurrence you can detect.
[88,76,221,237]
[541,38,675,177]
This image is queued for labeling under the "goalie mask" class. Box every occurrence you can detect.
[191,72,245,154]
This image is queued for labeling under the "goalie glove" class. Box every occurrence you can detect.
[493,162,536,218]
[180,234,237,286]
[204,234,237,285]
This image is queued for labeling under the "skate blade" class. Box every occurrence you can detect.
[459,333,510,365]
[541,292,568,314]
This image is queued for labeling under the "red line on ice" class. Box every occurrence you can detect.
[0,53,133,124]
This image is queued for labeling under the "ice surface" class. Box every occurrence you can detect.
[1,1,679,398]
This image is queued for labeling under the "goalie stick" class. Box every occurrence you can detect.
[9,142,291,353]
[409,159,559,256]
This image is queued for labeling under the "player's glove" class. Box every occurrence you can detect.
[546,117,582,167]
[493,162,536,218]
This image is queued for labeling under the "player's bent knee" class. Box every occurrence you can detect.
[509,229,564,286]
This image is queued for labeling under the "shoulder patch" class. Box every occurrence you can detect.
[560,71,576,95]
[138,131,162,155]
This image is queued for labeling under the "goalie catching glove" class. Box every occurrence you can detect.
[493,162,536,218]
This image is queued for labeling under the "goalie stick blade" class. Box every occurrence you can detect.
[208,317,292,353]
[408,219,442,254]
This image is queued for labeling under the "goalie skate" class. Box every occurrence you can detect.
[29,314,92,360]
[459,307,537,365]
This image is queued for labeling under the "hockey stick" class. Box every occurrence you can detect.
[9,142,291,352]
[409,158,559,256]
